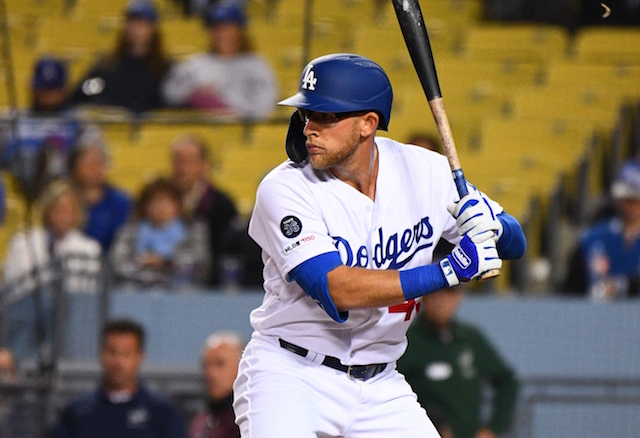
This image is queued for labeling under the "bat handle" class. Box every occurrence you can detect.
[453,170,500,282]
[480,269,500,281]
[452,169,468,198]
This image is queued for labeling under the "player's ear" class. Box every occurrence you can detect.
[359,112,379,137]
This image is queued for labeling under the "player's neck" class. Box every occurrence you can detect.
[331,142,378,200]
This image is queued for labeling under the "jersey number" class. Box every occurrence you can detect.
[388,299,421,321]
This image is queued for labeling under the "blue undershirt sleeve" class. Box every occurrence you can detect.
[288,252,347,323]
[496,212,526,260]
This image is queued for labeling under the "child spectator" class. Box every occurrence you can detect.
[109,177,210,289]
[66,0,171,113]
[69,126,132,251]
[162,3,278,119]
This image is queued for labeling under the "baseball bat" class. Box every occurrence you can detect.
[391,0,500,280]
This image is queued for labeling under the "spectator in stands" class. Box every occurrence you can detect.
[397,283,518,438]
[69,126,133,251]
[109,177,211,289]
[407,132,441,153]
[162,3,278,119]
[2,180,102,296]
[188,331,243,438]
[563,159,640,299]
[66,0,171,113]
[0,57,81,201]
[51,319,185,438]
[0,348,16,381]
[169,134,243,286]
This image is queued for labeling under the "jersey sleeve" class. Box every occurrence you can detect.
[249,173,340,279]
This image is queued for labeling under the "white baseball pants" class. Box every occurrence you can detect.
[233,335,441,438]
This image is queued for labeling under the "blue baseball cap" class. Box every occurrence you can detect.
[204,3,247,27]
[32,58,67,90]
[125,0,158,22]
[612,160,640,200]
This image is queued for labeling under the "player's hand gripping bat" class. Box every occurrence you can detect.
[392,0,500,280]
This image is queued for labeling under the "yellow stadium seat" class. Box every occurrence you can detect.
[512,86,624,132]
[37,17,119,59]
[371,0,484,28]
[461,24,569,64]
[249,23,304,98]
[573,27,640,65]
[105,122,247,196]
[161,19,208,58]
[5,0,62,17]
[71,0,131,18]
[213,124,288,215]
[545,62,640,100]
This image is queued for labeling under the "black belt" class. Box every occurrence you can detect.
[279,338,387,381]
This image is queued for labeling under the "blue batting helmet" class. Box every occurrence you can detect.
[279,53,393,163]
[279,53,393,130]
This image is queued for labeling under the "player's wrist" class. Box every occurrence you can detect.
[399,264,450,300]
[439,257,460,287]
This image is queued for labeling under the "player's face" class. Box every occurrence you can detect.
[101,332,143,392]
[300,110,368,170]
[202,343,241,401]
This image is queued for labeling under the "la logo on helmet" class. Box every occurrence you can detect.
[302,64,317,91]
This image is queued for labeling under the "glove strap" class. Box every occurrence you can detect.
[439,258,460,287]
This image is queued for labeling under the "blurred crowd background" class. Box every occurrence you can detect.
[0,0,639,437]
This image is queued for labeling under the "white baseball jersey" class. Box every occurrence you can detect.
[248,137,502,365]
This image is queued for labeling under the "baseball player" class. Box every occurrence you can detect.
[233,53,526,437]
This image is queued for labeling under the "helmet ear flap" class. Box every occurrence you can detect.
[285,110,308,163]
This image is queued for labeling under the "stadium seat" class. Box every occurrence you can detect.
[513,87,624,132]
[573,27,640,66]
[461,24,569,64]
[161,19,208,59]
[37,17,119,59]
[213,124,288,215]
[545,62,640,101]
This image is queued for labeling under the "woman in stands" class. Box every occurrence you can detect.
[162,2,278,119]
[2,180,103,297]
[66,0,171,113]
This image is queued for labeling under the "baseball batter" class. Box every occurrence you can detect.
[233,54,526,437]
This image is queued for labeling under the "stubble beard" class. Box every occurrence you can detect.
[308,126,361,170]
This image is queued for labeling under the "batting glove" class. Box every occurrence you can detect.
[448,192,503,243]
[439,234,502,286]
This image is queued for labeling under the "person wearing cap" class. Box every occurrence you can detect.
[0,57,82,201]
[563,159,640,298]
[66,0,171,113]
[162,2,277,119]
[68,125,133,251]
[31,57,71,113]
[397,281,518,438]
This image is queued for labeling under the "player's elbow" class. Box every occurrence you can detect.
[497,213,527,260]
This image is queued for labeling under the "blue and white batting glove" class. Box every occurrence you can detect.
[447,192,503,243]
[439,235,502,286]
